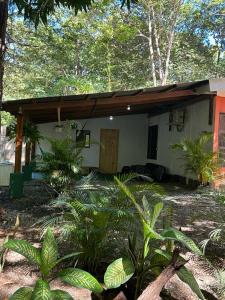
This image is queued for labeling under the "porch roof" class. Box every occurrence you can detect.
[2,79,215,124]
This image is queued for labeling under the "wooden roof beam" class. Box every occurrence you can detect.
[4,90,200,113]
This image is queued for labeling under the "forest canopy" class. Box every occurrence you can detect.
[4,0,225,100]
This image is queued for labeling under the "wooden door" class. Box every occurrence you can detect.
[99,129,119,174]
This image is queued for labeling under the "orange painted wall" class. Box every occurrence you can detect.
[213,96,225,152]
[213,96,225,187]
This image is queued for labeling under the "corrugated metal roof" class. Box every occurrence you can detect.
[3,79,209,106]
[2,79,214,123]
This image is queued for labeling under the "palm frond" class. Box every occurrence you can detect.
[171,132,217,184]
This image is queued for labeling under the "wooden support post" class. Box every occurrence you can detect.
[14,112,24,173]
[25,142,31,166]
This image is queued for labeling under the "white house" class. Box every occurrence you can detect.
[2,78,225,184]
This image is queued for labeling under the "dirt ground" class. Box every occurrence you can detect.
[0,180,225,299]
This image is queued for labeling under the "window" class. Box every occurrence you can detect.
[76,130,90,148]
[147,125,158,159]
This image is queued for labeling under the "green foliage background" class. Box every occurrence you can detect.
[4,0,225,101]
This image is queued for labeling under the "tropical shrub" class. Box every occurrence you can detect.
[4,227,136,299]
[32,174,205,299]
[171,132,218,185]
[39,189,134,272]
[7,120,42,145]
[38,134,84,193]
[215,269,225,299]
[4,228,80,299]
[38,173,164,273]
[115,177,205,299]
[59,256,135,295]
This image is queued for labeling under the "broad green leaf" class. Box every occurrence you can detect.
[150,251,169,276]
[143,221,164,259]
[41,228,58,276]
[10,287,33,300]
[151,249,170,268]
[4,240,41,266]
[150,202,163,229]
[104,257,135,289]
[154,249,186,264]
[150,249,186,276]
[151,249,204,299]
[31,279,52,300]
[59,268,103,294]
[51,289,73,300]
[161,228,202,255]
[144,223,164,241]
[177,267,205,300]
[142,195,151,222]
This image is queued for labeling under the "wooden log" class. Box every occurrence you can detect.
[14,113,24,173]
[137,248,186,300]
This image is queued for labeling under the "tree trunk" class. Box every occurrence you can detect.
[106,42,112,92]
[161,1,181,85]
[147,8,157,87]
[0,0,8,156]
[150,5,164,82]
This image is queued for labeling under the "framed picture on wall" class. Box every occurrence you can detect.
[76,130,91,148]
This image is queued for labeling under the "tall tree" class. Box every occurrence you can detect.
[0,0,135,133]
[136,0,183,86]
[0,0,8,121]
[3,0,225,102]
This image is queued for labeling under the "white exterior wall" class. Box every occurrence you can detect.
[0,126,25,164]
[0,99,213,179]
[37,114,149,172]
[147,99,213,177]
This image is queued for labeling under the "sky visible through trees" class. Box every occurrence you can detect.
[3,0,225,100]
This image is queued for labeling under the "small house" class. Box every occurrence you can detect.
[2,78,225,185]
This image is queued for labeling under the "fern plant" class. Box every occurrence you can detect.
[7,120,43,145]
[38,173,161,273]
[39,189,135,273]
[171,132,218,185]
[115,177,205,299]
[38,134,84,193]
[215,269,225,298]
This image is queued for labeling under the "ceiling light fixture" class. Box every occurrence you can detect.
[109,116,114,121]
[127,105,131,111]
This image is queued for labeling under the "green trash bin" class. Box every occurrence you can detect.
[9,173,24,199]
[22,164,33,181]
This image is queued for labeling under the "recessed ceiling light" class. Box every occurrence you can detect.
[109,116,114,120]
[127,105,131,111]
